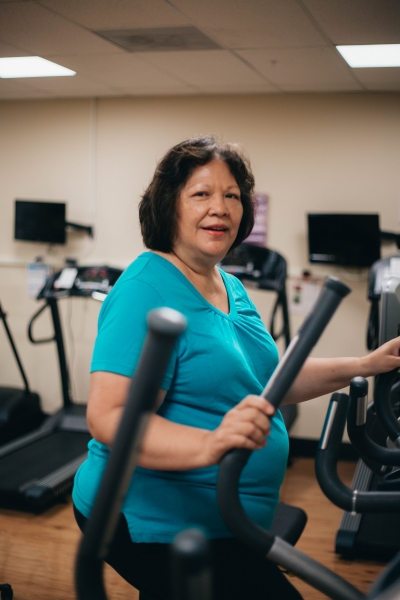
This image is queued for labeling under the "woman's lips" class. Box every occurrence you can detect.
[202,227,228,237]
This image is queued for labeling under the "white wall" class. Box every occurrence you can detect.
[0,93,399,435]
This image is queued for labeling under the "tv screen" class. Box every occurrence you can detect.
[14,200,66,245]
[307,213,381,268]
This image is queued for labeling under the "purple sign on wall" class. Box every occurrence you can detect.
[244,193,268,247]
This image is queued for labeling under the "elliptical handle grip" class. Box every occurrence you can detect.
[261,276,351,408]
[218,276,351,484]
[75,307,187,600]
[217,277,351,554]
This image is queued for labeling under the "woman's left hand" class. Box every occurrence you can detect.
[361,336,400,377]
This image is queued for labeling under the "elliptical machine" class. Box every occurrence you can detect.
[330,257,400,559]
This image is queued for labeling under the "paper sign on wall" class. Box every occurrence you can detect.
[289,274,323,315]
[245,193,268,247]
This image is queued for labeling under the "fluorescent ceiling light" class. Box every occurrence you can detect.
[0,56,76,78]
[336,44,400,68]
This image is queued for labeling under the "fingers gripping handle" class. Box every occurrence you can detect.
[217,277,351,556]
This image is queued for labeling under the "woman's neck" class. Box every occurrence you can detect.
[152,250,229,313]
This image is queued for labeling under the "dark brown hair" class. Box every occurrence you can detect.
[139,135,255,252]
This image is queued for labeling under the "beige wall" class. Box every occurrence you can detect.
[0,93,399,436]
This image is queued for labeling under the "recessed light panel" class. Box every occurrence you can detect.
[0,57,76,78]
[337,45,400,68]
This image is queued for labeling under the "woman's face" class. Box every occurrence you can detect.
[173,159,243,267]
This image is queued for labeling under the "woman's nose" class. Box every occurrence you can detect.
[209,193,228,214]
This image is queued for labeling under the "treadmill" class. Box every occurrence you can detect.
[0,265,122,512]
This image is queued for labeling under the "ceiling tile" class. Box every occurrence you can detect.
[14,72,123,97]
[237,46,363,90]
[114,84,198,96]
[0,78,52,100]
[352,67,400,85]
[279,81,362,93]
[0,1,124,55]
[168,0,327,48]
[140,50,270,87]
[38,0,190,30]
[0,39,30,57]
[191,83,277,94]
[302,0,400,45]
[363,81,400,91]
[44,53,190,88]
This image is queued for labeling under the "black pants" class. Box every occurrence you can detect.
[74,505,303,600]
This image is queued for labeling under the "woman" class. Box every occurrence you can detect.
[72,135,400,600]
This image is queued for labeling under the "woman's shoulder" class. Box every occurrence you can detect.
[121,251,165,281]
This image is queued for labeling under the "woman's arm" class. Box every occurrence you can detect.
[283,336,400,405]
[87,371,275,471]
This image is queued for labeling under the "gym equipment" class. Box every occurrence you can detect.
[75,275,349,600]
[76,307,187,600]
[217,277,361,600]
[333,267,400,560]
[0,584,12,600]
[0,265,122,511]
[220,243,297,431]
[316,387,400,561]
[0,301,45,445]
[366,255,400,351]
[171,529,211,600]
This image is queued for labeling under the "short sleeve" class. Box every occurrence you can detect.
[91,277,177,390]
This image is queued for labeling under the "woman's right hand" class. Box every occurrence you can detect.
[202,395,275,466]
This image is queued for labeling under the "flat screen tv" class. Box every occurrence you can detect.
[307,213,381,268]
[14,200,66,245]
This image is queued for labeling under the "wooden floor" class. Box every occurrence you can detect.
[0,458,389,600]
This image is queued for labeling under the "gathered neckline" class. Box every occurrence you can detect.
[143,252,238,320]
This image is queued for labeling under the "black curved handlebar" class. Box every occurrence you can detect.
[347,377,400,467]
[316,392,400,512]
[374,370,400,448]
[217,278,366,600]
[75,307,187,600]
[27,303,55,344]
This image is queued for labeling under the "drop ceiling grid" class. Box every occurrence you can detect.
[37,0,191,30]
[0,1,125,55]
[167,0,328,48]
[300,0,400,44]
[39,52,197,91]
[237,47,364,88]
[0,0,398,99]
[139,50,272,88]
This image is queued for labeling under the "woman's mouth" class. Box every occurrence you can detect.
[202,226,228,237]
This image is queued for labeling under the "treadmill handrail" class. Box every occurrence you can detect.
[316,393,400,512]
[0,301,31,392]
[28,303,56,345]
[217,278,365,600]
[347,377,400,466]
[75,307,187,600]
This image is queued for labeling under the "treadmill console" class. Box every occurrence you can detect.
[38,265,123,299]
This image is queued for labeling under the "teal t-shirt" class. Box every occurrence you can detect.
[72,252,289,543]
